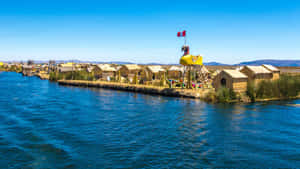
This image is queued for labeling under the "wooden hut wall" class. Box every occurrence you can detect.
[167,71,182,79]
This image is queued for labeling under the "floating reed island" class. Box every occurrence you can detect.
[58,80,213,99]
[1,61,300,103]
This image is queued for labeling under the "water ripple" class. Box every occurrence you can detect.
[0,72,300,168]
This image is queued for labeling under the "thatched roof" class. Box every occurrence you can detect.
[262,64,280,72]
[168,66,184,72]
[22,64,33,69]
[200,65,209,74]
[146,65,165,73]
[244,66,271,74]
[223,69,248,79]
[236,66,244,71]
[211,69,221,77]
[122,64,141,71]
[59,63,74,67]
[96,64,116,72]
[58,67,74,72]
[86,66,94,73]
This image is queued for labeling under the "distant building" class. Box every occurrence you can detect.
[57,63,75,73]
[167,66,184,80]
[213,69,248,93]
[94,64,116,81]
[118,64,142,83]
[240,65,273,84]
[57,66,74,73]
[22,64,34,76]
[143,65,166,81]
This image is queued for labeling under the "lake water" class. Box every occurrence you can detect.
[0,72,300,168]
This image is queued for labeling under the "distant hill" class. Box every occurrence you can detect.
[204,60,300,67]
[236,60,300,67]
[31,60,134,65]
[204,62,229,66]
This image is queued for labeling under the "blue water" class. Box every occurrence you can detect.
[0,72,300,168]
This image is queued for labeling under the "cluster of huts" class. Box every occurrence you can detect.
[212,65,280,93]
[1,61,282,93]
[55,63,205,86]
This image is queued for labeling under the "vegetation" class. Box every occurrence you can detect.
[216,87,236,103]
[49,71,95,81]
[246,81,256,102]
[204,90,217,103]
[7,66,22,72]
[246,74,300,102]
[204,87,237,103]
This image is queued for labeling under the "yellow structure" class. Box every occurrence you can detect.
[0,62,3,66]
[179,54,203,88]
[180,55,203,66]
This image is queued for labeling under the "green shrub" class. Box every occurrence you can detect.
[253,75,300,100]
[246,81,256,102]
[204,90,217,103]
[49,71,95,81]
[49,71,64,81]
[216,87,236,103]
[229,88,237,100]
[64,71,95,81]
[256,80,274,98]
[276,75,300,98]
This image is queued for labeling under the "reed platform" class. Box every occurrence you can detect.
[58,80,212,99]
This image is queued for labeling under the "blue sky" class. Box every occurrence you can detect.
[0,0,299,64]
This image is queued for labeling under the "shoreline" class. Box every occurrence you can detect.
[58,80,300,103]
[58,80,213,99]
[2,71,300,103]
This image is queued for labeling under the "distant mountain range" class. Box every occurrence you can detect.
[205,60,300,67]
[2,59,300,67]
[204,62,229,66]
[235,60,300,67]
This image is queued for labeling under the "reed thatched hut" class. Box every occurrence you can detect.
[262,64,280,80]
[22,64,34,76]
[118,64,142,83]
[213,69,248,92]
[94,64,116,81]
[167,66,184,80]
[144,65,166,80]
[240,65,272,84]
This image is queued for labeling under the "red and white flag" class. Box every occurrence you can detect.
[177,30,186,37]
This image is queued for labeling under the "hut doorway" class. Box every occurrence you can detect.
[221,78,226,86]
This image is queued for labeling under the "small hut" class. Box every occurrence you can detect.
[57,64,74,73]
[22,64,34,76]
[144,65,166,81]
[167,66,184,80]
[94,64,116,81]
[262,64,280,80]
[213,69,248,93]
[118,64,142,83]
[240,65,272,84]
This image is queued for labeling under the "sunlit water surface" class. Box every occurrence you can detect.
[0,72,300,168]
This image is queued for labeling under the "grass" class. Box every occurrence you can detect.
[49,71,95,81]
[246,74,300,102]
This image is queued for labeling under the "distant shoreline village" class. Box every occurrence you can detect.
[1,60,299,103]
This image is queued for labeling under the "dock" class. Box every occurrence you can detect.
[58,80,212,99]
